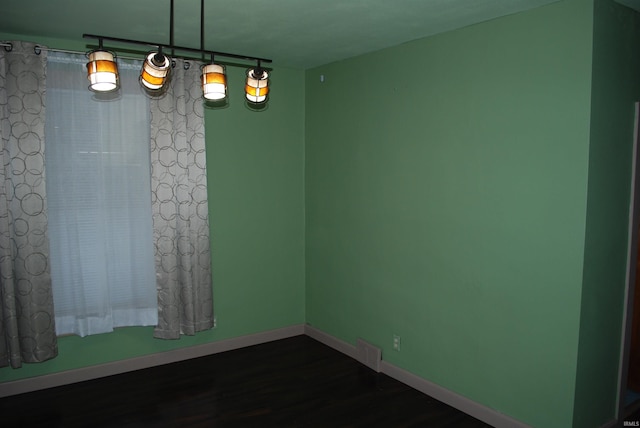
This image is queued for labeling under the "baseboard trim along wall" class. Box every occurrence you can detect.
[304,324,532,428]
[2,322,530,427]
[0,324,305,399]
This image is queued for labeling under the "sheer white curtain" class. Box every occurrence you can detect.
[45,52,157,337]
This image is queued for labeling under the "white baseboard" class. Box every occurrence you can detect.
[304,323,358,359]
[2,322,530,428]
[304,324,531,428]
[0,324,305,399]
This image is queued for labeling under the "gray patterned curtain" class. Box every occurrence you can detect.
[0,41,57,368]
[150,59,213,339]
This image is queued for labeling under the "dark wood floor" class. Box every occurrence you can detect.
[1,335,492,427]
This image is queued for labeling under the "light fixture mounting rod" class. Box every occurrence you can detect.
[82,33,272,64]
[170,0,175,57]
[200,0,205,58]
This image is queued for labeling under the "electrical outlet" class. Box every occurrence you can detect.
[213,316,217,328]
[393,334,401,351]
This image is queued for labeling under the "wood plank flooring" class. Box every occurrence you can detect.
[0,335,493,427]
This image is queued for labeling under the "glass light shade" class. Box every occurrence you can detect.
[86,50,119,92]
[245,68,269,104]
[202,63,227,100]
[140,52,171,91]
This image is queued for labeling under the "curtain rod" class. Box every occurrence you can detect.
[1,41,150,62]
[0,41,223,64]
[1,42,93,57]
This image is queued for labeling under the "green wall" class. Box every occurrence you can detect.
[4,1,640,426]
[304,0,593,427]
[574,1,640,426]
[0,35,306,383]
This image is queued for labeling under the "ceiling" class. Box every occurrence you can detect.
[0,0,586,69]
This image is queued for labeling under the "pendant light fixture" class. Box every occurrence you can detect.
[82,0,271,106]
[140,48,172,92]
[202,60,227,101]
[245,62,269,104]
[199,1,226,102]
[86,40,119,92]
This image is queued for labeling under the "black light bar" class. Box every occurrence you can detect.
[82,34,272,65]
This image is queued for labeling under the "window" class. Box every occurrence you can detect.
[45,52,157,337]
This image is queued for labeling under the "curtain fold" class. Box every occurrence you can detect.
[151,59,213,339]
[0,41,57,368]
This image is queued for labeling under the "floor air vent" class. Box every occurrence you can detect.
[356,338,382,372]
